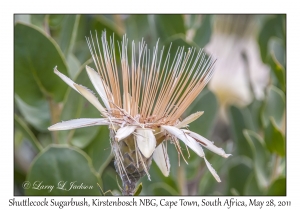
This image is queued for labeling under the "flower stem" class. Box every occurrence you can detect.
[48,99,61,144]
[120,177,137,195]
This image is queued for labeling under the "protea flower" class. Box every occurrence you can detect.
[48,31,231,195]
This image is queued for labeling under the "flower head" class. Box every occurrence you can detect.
[49,31,231,194]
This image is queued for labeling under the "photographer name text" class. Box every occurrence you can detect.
[22,181,93,192]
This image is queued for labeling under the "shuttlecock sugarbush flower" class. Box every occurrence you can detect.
[48,31,231,195]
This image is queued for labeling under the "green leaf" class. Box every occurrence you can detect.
[228,106,254,157]
[193,15,212,48]
[30,15,46,30]
[197,160,219,195]
[25,146,100,195]
[247,99,264,132]
[58,60,102,148]
[155,15,186,42]
[265,118,285,156]
[268,52,285,92]
[162,34,198,64]
[37,133,53,148]
[14,128,23,148]
[14,23,68,106]
[267,177,286,195]
[261,85,285,128]
[73,15,121,64]
[124,15,155,45]
[48,15,65,29]
[186,89,218,137]
[101,166,121,193]
[258,15,285,63]
[134,183,143,196]
[269,37,286,68]
[244,173,263,195]
[150,182,179,195]
[243,130,270,189]
[184,15,197,29]
[83,126,112,173]
[14,114,43,152]
[92,15,121,37]
[67,54,81,80]
[15,95,50,131]
[58,15,80,57]
[198,140,234,195]
[14,166,27,195]
[227,159,251,195]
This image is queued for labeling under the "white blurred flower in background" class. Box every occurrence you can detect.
[205,15,270,121]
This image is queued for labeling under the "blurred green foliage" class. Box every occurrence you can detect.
[14,14,286,196]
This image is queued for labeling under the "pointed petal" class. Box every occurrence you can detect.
[54,67,107,117]
[54,66,79,93]
[136,128,156,158]
[74,84,107,117]
[86,66,110,109]
[176,111,204,128]
[115,126,137,141]
[204,157,221,182]
[183,130,231,158]
[153,143,170,177]
[161,125,204,157]
[48,118,109,131]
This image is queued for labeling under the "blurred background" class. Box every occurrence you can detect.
[14,14,286,195]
